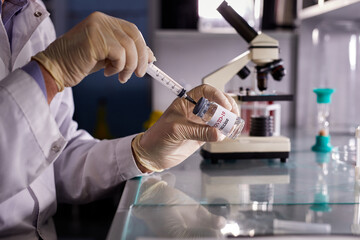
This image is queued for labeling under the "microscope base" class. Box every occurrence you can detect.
[201,136,290,163]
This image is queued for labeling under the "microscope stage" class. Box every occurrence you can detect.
[201,136,290,162]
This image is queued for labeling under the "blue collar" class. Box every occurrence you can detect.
[1,0,29,24]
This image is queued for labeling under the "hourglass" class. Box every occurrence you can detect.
[311,88,335,152]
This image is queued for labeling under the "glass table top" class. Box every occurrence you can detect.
[133,132,359,206]
[107,131,360,239]
[122,204,358,239]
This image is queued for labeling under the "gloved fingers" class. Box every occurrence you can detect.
[188,84,233,112]
[113,29,139,83]
[169,206,225,238]
[118,19,150,79]
[132,206,222,238]
[208,86,233,111]
[159,173,176,187]
[194,205,227,229]
[133,45,156,78]
[120,18,145,44]
[147,46,156,63]
[153,207,188,237]
[145,104,224,142]
[133,45,157,78]
[103,40,127,77]
[133,37,149,78]
[175,120,226,142]
[137,178,198,205]
[137,181,169,204]
[224,93,240,116]
[90,60,106,74]
[163,85,235,126]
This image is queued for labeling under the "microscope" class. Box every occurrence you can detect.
[202,1,292,163]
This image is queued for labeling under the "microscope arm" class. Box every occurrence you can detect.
[203,51,251,92]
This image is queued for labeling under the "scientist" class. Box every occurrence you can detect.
[0,0,238,239]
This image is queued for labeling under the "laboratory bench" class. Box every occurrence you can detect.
[106,130,360,239]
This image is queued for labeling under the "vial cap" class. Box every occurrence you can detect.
[193,97,206,115]
[313,88,335,103]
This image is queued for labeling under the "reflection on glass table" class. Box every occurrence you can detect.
[130,175,226,238]
[121,174,360,239]
[200,159,290,206]
[107,131,360,239]
[134,151,358,206]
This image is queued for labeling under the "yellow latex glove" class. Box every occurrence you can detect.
[132,84,239,172]
[132,174,226,238]
[32,12,155,91]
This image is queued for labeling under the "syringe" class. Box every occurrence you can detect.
[146,63,196,105]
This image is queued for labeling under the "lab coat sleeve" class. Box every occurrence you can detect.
[0,68,143,205]
[52,87,144,204]
[54,133,142,203]
[0,69,66,204]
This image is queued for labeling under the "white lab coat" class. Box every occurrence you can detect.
[0,1,143,239]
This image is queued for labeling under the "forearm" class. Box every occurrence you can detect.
[38,63,58,104]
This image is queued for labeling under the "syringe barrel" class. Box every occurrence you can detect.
[146,63,184,97]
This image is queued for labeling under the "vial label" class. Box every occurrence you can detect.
[208,105,237,136]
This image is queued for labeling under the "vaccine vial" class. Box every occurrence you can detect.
[193,97,245,139]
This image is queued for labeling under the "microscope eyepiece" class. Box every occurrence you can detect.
[217,1,258,43]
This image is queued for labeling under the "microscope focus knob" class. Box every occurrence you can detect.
[271,61,286,81]
[237,66,251,79]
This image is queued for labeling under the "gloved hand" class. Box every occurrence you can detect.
[132,174,226,238]
[132,84,239,172]
[32,12,155,91]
